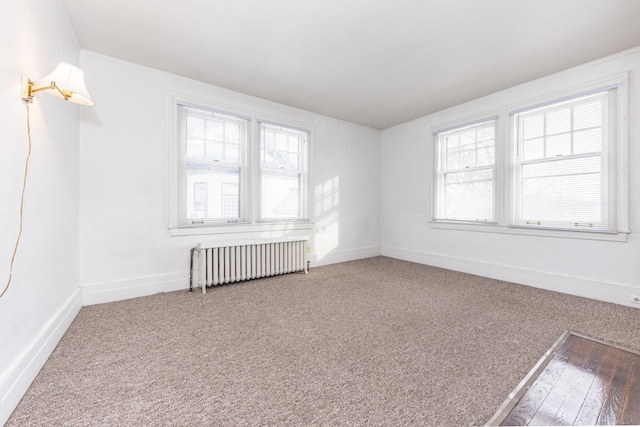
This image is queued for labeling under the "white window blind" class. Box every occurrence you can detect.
[176,104,248,226]
[513,88,617,231]
[434,119,496,223]
[259,122,309,221]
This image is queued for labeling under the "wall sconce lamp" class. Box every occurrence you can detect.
[21,62,95,106]
[1,63,95,300]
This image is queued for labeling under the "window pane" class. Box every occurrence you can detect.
[225,123,240,143]
[546,133,571,157]
[273,151,288,168]
[446,153,459,170]
[546,108,571,135]
[264,149,275,164]
[226,143,239,163]
[261,174,300,219]
[523,138,544,161]
[206,120,224,141]
[288,135,300,153]
[460,130,475,145]
[275,133,287,151]
[207,141,223,161]
[187,116,205,138]
[520,156,602,224]
[522,115,544,139]
[443,169,493,221]
[187,167,240,220]
[521,174,601,223]
[264,131,275,150]
[574,101,601,130]
[288,153,299,169]
[187,137,204,158]
[459,147,476,168]
[477,125,495,141]
[477,146,494,167]
[446,134,459,150]
[574,128,601,154]
[261,127,303,169]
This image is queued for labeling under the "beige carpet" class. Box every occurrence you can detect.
[7,257,640,426]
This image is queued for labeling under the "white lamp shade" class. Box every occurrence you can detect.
[33,62,95,106]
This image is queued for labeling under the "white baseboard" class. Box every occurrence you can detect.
[0,289,82,426]
[82,246,383,305]
[82,272,189,306]
[382,246,640,309]
[312,245,381,267]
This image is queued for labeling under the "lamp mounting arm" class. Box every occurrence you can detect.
[22,77,72,103]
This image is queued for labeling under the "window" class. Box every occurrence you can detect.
[172,98,312,232]
[433,119,496,223]
[176,104,248,226]
[259,123,309,221]
[513,88,618,232]
[431,75,628,240]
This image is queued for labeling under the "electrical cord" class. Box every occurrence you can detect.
[1,103,32,299]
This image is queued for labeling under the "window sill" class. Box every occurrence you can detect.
[168,221,314,237]
[429,221,629,242]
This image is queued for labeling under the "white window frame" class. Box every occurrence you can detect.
[511,90,616,232]
[432,117,498,224]
[174,101,250,227]
[258,121,310,223]
[429,74,629,242]
[168,94,313,236]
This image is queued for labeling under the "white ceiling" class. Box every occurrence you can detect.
[62,0,640,129]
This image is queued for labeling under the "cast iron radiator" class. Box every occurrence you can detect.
[190,238,309,293]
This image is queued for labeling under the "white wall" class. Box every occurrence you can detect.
[381,48,640,308]
[0,1,83,424]
[78,52,381,304]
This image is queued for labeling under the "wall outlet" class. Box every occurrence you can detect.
[316,225,326,234]
[630,295,640,304]
[307,245,312,253]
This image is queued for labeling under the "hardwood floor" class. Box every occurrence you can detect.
[488,332,640,426]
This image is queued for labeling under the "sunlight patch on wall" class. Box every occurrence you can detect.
[314,177,339,260]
